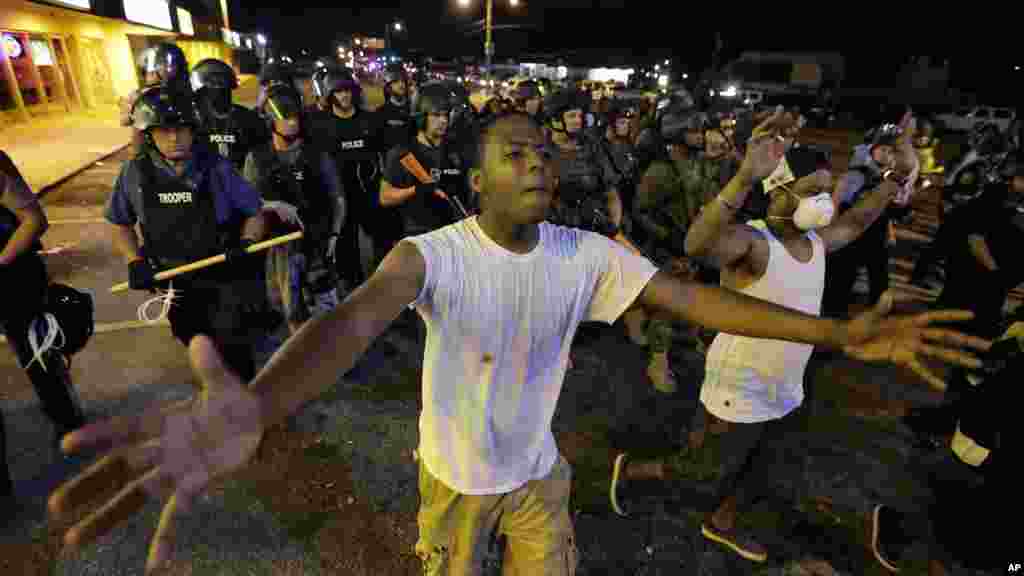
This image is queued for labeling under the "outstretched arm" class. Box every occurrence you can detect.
[252,240,425,426]
[49,240,427,573]
[638,270,988,389]
[639,270,845,348]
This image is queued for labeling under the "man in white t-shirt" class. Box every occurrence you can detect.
[611,112,920,565]
[49,113,987,576]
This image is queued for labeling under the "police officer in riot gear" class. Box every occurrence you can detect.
[310,64,379,289]
[106,85,269,384]
[543,87,624,236]
[243,82,344,333]
[191,59,268,171]
[380,82,468,237]
[511,80,543,120]
[823,122,906,318]
[600,100,640,212]
[1,151,86,517]
[292,57,321,110]
[121,43,191,127]
[371,64,415,267]
[121,42,192,156]
[377,63,415,147]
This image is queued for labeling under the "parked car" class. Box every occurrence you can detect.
[937,106,1016,133]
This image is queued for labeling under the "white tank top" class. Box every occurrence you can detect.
[700,220,826,423]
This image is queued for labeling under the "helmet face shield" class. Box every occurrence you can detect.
[264,89,303,121]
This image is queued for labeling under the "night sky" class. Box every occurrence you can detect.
[228,1,1021,100]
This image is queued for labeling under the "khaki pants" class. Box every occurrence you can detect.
[415,455,578,576]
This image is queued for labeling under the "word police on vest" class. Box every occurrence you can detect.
[209,134,237,144]
[387,119,406,127]
[430,168,461,179]
[157,191,194,204]
[341,139,365,150]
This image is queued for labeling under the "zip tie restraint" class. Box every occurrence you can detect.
[138,281,183,324]
[24,312,66,373]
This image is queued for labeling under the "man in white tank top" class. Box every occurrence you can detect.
[611,111,920,565]
[48,113,989,576]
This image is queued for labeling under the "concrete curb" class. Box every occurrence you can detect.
[35,142,131,201]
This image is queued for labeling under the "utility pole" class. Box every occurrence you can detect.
[484,0,494,82]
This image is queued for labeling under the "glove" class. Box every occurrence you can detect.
[415,183,436,200]
[129,259,157,291]
[225,238,254,269]
[262,201,304,230]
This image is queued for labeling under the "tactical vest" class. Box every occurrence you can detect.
[398,140,464,235]
[204,106,261,172]
[376,102,414,151]
[253,145,333,257]
[552,138,614,234]
[137,154,224,272]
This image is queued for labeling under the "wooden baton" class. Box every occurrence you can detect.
[110,231,304,294]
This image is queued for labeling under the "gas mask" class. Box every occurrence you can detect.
[769,188,835,230]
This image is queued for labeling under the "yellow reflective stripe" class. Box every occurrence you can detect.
[951,422,989,467]
[267,97,283,120]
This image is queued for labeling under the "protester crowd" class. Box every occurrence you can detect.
[0,43,1018,575]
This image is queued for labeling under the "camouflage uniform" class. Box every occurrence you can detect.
[634,156,720,357]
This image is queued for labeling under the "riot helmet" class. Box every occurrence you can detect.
[131,85,197,132]
[260,82,305,143]
[607,99,637,140]
[543,87,590,137]
[138,43,190,96]
[413,82,456,136]
[190,59,237,117]
[259,58,295,87]
[383,63,409,106]
[313,65,362,111]
[865,123,903,148]
[45,284,94,358]
[131,85,198,162]
[865,123,903,168]
[512,80,543,117]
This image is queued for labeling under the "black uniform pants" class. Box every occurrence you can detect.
[823,212,890,318]
[1,255,85,495]
[338,179,373,290]
[165,272,261,384]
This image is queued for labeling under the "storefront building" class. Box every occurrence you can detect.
[0,0,231,127]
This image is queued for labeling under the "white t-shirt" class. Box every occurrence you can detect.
[405,217,658,495]
[700,220,825,423]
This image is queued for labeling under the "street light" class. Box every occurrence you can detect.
[458,0,518,81]
[256,33,266,46]
[394,21,403,31]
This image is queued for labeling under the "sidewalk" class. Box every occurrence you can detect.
[0,106,131,196]
[0,75,261,197]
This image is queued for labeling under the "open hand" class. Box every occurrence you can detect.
[48,336,264,574]
[742,108,792,180]
[841,292,990,391]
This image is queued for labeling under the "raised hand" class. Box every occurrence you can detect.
[841,292,991,391]
[48,336,264,574]
[742,108,793,180]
